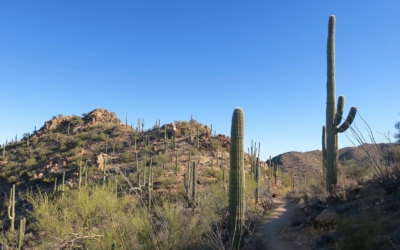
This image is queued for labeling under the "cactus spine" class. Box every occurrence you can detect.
[229,108,245,249]
[8,184,16,232]
[325,15,357,192]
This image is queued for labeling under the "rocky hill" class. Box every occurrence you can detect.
[1,108,399,249]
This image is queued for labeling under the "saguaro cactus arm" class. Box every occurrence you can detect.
[333,96,345,126]
[338,107,357,133]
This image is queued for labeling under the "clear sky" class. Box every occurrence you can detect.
[1,1,399,161]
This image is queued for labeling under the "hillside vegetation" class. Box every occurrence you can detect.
[1,108,399,249]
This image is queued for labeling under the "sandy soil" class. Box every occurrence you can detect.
[246,197,298,250]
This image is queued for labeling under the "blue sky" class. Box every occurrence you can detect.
[1,1,399,160]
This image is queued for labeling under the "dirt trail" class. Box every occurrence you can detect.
[246,197,297,250]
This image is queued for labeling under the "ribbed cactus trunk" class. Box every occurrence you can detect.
[325,15,357,193]
[192,161,196,207]
[322,126,327,180]
[229,108,245,250]
[148,158,153,211]
[255,157,260,204]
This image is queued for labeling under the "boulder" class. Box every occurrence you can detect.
[96,153,108,171]
[315,209,339,226]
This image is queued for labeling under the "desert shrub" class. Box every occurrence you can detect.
[204,167,219,178]
[337,209,383,250]
[7,176,17,184]
[25,180,149,249]
[77,132,88,140]
[343,159,370,185]
[210,139,222,150]
[61,146,82,158]
[279,172,291,188]
[152,167,167,180]
[153,152,170,165]
[120,152,132,163]
[89,132,107,142]
[188,147,198,155]
[69,115,84,126]
[152,199,206,249]
[25,157,37,169]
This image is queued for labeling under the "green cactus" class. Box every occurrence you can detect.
[322,126,327,180]
[62,171,65,200]
[8,184,16,232]
[18,217,26,250]
[196,125,200,150]
[148,157,153,211]
[175,153,178,176]
[3,143,5,158]
[229,107,245,249]
[216,146,220,169]
[143,153,147,185]
[184,161,192,207]
[54,177,57,194]
[222,164,226,189]
[134,136,137,151]
[44,192,49,205]
[325,15,357,192]
[85,167,88,185]
[79,159,83,190]
[274,164,279,185]
[255,157,260,204]
[136,153,139,173]
[192,161,197,207]
[103,157,107,184]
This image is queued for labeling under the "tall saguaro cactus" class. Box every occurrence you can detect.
[229,107,245,249]
[8,184,16,232]
[325,15,357,192]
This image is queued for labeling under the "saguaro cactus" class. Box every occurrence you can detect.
[255,157,260,204]
[18,217,26,250]
[229,107,245,249]
[8,184,16,232]
[192,161,197,207]
[325,15,357,192]
[148,157,153,211]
